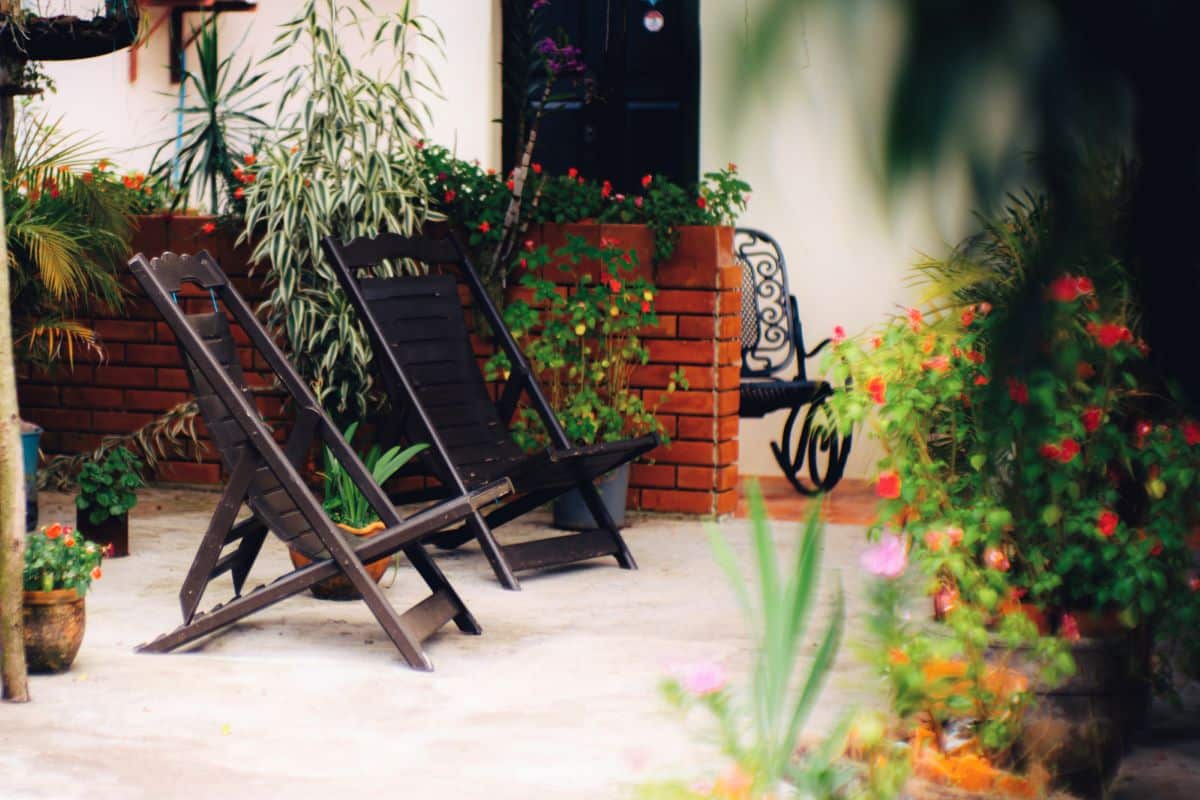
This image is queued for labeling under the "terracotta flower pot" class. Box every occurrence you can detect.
[22,589,86,674]
[288,521,391,601]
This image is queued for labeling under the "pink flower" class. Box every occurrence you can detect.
[634,196,643,209]
[921,355,950,373]
[675,662,727,696]
[961,307,975,327]
[832,325,846,343]
[1060,613,1080,642]
[860,535,908,579]
[641,174,653,189]
[984,547,1010,572]
[907,307,923,331]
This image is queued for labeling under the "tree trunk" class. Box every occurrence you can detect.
[0,172,30,702]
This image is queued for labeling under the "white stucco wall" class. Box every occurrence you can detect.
[37,1,991,479]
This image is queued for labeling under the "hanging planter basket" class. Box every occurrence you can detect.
[0,3,141,62]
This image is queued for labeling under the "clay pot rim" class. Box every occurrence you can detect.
[336,520,385,537]
[23,588,81,606]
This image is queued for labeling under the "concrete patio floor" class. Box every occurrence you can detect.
[2,489,878,800]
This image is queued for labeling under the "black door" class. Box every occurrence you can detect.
[502,0,700,194]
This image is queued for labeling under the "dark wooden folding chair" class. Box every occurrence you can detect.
[736,228,852,495]
[128,250,512,670]
[320,232,657,590]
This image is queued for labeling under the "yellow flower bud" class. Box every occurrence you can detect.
[643,290,653,302]
[609,305,620,317]
[574,323,587,336]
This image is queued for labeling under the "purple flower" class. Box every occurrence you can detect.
[532,0,551,9]
[536,37,586,76]
[860,534,908,579]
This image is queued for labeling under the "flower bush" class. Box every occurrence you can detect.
[23,523,105,596]
[484,235,686,448]
[76,446,144,526]
[418,144,750,283]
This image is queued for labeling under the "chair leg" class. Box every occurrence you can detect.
[401,543,482,635]
[466,510,522,590]
[771,399,851,496]
[576,481,637,570]
[429,526,475,550]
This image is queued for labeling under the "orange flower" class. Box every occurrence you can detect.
[875,470,901,499]
[866,376,886,405]
[233,187,246,200]
[44,523,63,540]
[243,153,257,166]
[91,566,103,581]
[201,222,216,234]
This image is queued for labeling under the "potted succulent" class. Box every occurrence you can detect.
[18,522,104,673]
[485,234,686,529]
[75,446,144,558]
[828,190,1200,794]
[288,423,427,601]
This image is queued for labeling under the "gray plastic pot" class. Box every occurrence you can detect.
[551,463,630,530]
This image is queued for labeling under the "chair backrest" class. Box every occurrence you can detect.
[128,250,390,558]
[321,233,528,487]
[736,228,807,380]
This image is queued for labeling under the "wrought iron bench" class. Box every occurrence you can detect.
[736,228,851,495]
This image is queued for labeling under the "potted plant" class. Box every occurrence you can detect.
[288,423,427,601]
[485,234,686,529]
[828,188,1200,793]
[15,522,104,673]
[75,446,144,558]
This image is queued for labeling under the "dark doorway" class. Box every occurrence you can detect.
[502,0,700,194]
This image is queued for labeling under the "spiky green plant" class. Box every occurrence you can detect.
[241,0,441,420]
[147,14,270,215]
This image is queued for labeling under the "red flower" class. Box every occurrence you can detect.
[696,196,707,209]
[1038,443,1061,461]
[974,374,989,386]
[103,543,115,558]
[1190,575,1200,593]
[1050,275,1081,302]
[568,167,579,179]
[478,221,490,233]
[81,172,94,184]
[1076,276,1095,295]
[414,140,425,150]
[641,300,651,313]
[945,527,964,546]
[44,523,63,540]
[532,163,542,174]
[506,179,515,192]
[1135,338,1150,357]
[1092,321,1131,349]
[907,307,923,331]
[1135,420,1152,439]
[871,336,883,349]
[241,172,256,185]
[601,180,612,198]
[444,189,457,203]
[832,325,846,343]
[524,239,535,251]
[875,470,901,499]
[921,355,950,373]
[961,307,975,327]
[634,196,644,209]
[1056,439,1080,463]
[243,153,257,166]
[1007,378,1029,405]
[233,187,246,200]
[1183,420,1200,446]
[436,171,448,182]
[976,301,992,316]
[965,350,985,365]
[201,222,216,235]
[1082,407,1103,433]
[1097,509,1119,538]
[91,566,102,581]
[64,535,75,548]
[641,174,653,189]
[984,547,1010,572]
[866,376,886,405]
[1150,540,1163,557]
[608,277,622,293]
[1077,362,1096,380]
[1060,613,1080,642]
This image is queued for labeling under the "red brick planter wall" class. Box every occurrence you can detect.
[18,217,739,517]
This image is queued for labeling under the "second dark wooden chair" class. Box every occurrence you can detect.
[321,232,658,590]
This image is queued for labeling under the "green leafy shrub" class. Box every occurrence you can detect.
[75,446,144,526]
[23,523,105,597]
[483,235,686,449]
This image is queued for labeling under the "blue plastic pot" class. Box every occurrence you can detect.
[21,422,42,532]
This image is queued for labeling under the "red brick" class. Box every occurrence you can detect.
[156,368,192,390]
[125,343,182,366]
[630,364,676,389]
[646,440,715,466]
[94,365,156,387]
[59,432,104,453]
[92,411,157,434]
[156,460,222,485]
[718,415,740,441]
[23,408,91,431]
[674,226,721,262]
[677,416,714,441]
[93,319,155,342]
[640,314,677,338]
[717,439,738,466]
[717,265,742,290]
[658,391,715,415]
[716,365,740,390]
[656,259,718,290]
[717,340,741,366]
[715,464,739,492]
[155,322,176,343]
[648,340,715,366]
[124,389,190,411]
[640,488,713,515]
[677,315,716,340]
[630,463,676,489]
[718,389,739,415]
[655,289,715,315]
[678,466,717,490]
[17,385,58,407]
[718,290,741,314]
[715,489,738,516]
[62,387,124,408]
[718,314,741,339]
